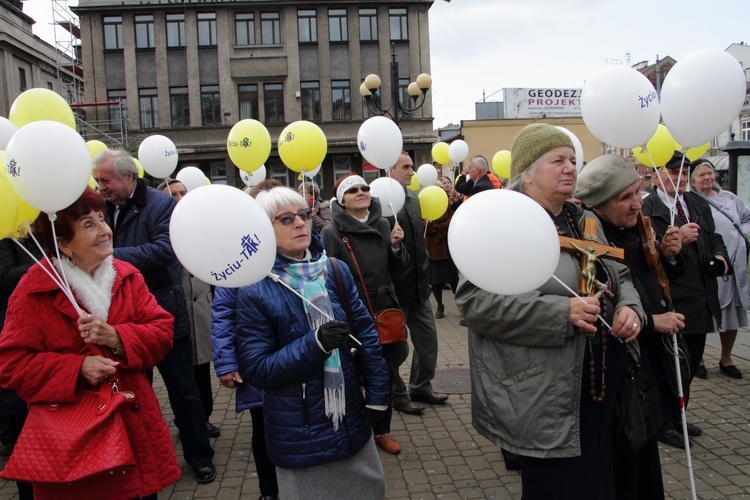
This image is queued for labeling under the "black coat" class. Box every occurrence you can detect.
[641,190,727,334]
[0,237,40,329]
[455,174,496,198]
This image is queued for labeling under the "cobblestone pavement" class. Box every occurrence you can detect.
[0,297,749,499]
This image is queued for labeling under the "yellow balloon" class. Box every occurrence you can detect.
[278,121,327,173]
[134,159,145,178]
[491,150,512,178]
[9,88,77,130]
[633,125,676,168]
[87,140,108,160]
[13,195,40,237]
[88,175,97,190]
[432,142,451,164]
[227,119,272,173]
[0,170,19,239]
[686,142,710,162]
[408,173,421,191]
[418,185,449,221]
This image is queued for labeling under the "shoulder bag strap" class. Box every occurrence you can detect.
[330,258,352,325]
[340,233,376,317]
[704,195,748,242]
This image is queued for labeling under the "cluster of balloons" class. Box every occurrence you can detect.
[431,139,470,165]
[632,125,710,168]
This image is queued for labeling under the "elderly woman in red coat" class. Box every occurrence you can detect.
[0,188,180,500]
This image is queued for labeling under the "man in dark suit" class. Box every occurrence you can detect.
[641,151,729,447]
[455,155,497,198]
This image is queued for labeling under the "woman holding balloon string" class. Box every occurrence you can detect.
[455,124,645,500]
[321,174,409,455]
[234,186,390,499]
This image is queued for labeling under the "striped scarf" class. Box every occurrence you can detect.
[275,253,346,430]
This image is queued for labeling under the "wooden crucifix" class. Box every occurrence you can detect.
[559,217,624,296]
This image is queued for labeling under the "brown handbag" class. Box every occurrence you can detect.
[342,235,407,345]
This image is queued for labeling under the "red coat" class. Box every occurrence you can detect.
[0,259,181,499]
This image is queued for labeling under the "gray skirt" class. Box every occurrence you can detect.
[276,436,385,499]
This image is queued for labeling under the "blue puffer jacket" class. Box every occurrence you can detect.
[235,234,389,469]
[211,286,263,412]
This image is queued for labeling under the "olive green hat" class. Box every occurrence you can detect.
[510,123,574,179]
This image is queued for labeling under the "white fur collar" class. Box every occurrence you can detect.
[54,256,116,321]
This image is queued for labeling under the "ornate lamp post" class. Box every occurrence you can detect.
[359,43,432,125]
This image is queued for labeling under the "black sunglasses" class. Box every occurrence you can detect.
[274,208,312,225]
[345,185,371,195]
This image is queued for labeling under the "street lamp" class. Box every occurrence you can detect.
[359,43,432,125]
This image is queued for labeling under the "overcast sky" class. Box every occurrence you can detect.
[22,0,750,129]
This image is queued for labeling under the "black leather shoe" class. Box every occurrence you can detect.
[676,422,702,437]
[695,364,707,379]
[206,422,221,438]
[258,496,278,500]
[410,392,449,405]
[657,429,686,449]
[394,401,425,415]
[719,362,742,379]
[194,463,217,484]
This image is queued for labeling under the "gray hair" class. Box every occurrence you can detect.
[255,186,308,220]
[520,156,543,184]
[93,149,138,179]
[298,180,320,197]
[469,155,488,175]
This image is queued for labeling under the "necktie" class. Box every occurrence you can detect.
[674,198,688,223]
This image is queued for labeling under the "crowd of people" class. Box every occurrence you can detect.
[0,124,747,498]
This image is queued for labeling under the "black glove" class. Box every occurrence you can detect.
[316,320,350,352]
[363,407,388,428]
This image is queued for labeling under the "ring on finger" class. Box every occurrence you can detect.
[633,322,638,329]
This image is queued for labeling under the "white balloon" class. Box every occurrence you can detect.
[581,66,660,149]
[369,177,405,217]
[449,139,469,163]
[556,127,585,173]
[416,163,438,187]
[303,165,321,178]
[448,190,560,295]
[0,117,18,150]
[240,165,266,187]
[138,134,178,178]
[176,166,209,192]
[661,49,746,148]
[357,116,403,169]
[170,185,276,287]
[5,120,90,214]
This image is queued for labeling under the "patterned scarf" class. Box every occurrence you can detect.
[275,253,346,430]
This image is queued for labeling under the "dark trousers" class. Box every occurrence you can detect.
[680,333,707,415]
[193,362,213,421]
[250,407,278,496]
[156,334,214,468]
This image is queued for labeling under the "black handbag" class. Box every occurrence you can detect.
[613,343,648,452]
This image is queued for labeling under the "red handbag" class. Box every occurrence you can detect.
[0,367,137,484]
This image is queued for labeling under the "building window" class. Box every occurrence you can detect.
[261,12,281,45]
[389,8,408,41]
[201,85,221,125]
[329,9,348,43]
[170,87,189,127]
[359,8,378,42]
[238,84,259,120]
[333,156,352,180]
[198,13,217,47]
[210,162,227,185]
[108,89,127,131]
[298,9,317,44]
[103,15,124,50]
[743,120,750,141]
[301,81,321,121]
[331,80,351,121]
[18,68,26,91]
[235,13,255,46]
[166,13,186,48]
[264,83,284,124]
[46,81,53,90]
[398,77,409,108]
[135,14,155,49]
[269,159,288,186]
[139,88,159,129]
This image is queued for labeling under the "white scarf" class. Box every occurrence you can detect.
[54,256,116,320]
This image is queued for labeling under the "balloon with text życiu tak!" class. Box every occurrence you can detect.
[176,166,209,192]
[491,150,511,179]
[448,190,560,295]
[418,185,449,221]
[8,88,77,130]
[660,48,746,148]
[138,134,178,178]
[432,142,451,164]
[5,120,91,215]
[357,116,403,170]
[416,163,438,187]
[170,184,276,287]
[633,124,676,168]
[449,139,469,164]
[278,121,327,173]
[581,65,660,149]
[227,119,271,174]
[369,177,405,217]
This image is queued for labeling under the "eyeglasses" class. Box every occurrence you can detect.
[345,185,371,196]
[274,208,312,225]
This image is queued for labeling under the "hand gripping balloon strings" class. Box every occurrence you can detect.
[267,272,362,346]
[551,275,623,343]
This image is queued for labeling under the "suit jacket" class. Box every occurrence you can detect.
[455,174,496,198]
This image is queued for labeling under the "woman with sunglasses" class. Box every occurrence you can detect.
[321,174,409,455]
[234,186,389,499]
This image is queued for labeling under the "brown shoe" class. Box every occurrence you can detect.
[435,305,444,319]
[375,433,401,454]
[410,392,449,405]
[394,401,425,415]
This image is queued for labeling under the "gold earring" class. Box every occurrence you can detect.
[65,254,75,268]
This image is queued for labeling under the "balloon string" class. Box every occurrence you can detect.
[423,220,429,239]
[46,214,84,316]
[550,274,622,342]
[643,146,681,226]
[267,272,362,347]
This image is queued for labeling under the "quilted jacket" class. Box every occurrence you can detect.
[235,233,389,469]
[0,259,181,499]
